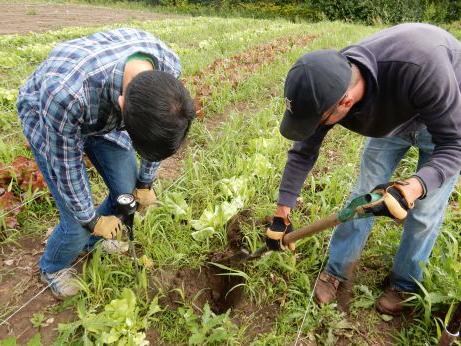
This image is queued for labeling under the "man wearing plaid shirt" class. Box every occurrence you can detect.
[17,28,195,299]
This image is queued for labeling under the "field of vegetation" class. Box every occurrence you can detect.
[1,3,461,345]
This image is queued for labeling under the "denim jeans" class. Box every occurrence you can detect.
[326,128,458,292]
[32,136,138,274]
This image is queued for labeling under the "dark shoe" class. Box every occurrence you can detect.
[314,271,340,305]
[376,287,408,316]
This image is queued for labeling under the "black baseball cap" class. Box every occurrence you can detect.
[280,50,352,141]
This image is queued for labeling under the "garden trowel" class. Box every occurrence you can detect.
[221,191,386,263]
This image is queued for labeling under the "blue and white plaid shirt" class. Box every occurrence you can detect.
[17,28,181,223]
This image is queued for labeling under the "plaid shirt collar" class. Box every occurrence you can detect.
[108,59,125,131]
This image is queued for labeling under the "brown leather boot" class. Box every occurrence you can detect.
[314,272,340,305]
[376,287,408,316]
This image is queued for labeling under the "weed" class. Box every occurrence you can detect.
[179,303,239,345]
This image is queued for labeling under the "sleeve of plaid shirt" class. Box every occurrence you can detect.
[138,159,161,184]
[41,78,95,224]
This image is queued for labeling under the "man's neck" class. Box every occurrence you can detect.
[122,60,154,94]
[351,64,366,105]
[348,68,366,104]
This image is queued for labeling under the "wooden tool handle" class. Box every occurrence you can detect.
[282,213,340,244]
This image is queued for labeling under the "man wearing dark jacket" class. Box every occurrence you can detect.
[266,23,461,315]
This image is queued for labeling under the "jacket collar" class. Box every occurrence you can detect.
[341,45,379,94]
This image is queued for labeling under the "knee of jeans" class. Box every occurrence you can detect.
[404,214,441,240]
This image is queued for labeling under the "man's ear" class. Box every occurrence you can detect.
[342,94,354,109]
[118,95,125,111]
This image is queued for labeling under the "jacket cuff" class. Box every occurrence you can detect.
[410,175,427,199]
[277,191,298,209]
[415,165,444,196]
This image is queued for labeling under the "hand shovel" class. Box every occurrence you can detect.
[220,192,384,263]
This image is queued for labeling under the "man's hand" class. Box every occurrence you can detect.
[365,180,419,221]
[396,177,424,204]
[274,204,291,220]
[133,188,156,212]
[92,215,123,239]
[266,206,296,251]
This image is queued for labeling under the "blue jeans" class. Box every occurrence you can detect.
[32,136,138,274]
[326,129,457,292]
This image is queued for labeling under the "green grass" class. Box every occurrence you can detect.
[1,3,461,345]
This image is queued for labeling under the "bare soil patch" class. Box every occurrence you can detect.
[0,236,75,344]
[0,3,180,35]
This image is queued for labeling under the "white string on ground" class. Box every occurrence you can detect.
[0,248,95,327]
[293,232,334,346]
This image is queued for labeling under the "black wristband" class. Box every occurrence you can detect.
[136,180,153,189]
[83,215,100,233]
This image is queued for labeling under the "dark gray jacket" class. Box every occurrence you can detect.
[279,23,461,208]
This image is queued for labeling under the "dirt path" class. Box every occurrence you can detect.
[0,2,180,35]
[0,237,75,344]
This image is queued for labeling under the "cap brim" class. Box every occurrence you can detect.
[279,109,321,141]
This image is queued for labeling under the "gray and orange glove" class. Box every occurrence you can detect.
[133,181,156,213]
[265,216,296,251]
[364,181,414,221]
[86,215,123,240]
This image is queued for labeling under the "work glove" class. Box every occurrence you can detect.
[133,181,156,213]
[265,216,296,251]
[364,181,414,221]
[87,215,123,240]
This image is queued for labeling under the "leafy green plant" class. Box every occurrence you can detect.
[58,288,161,345]
[190,197,244,241]
[30,312,46,329]
[350,285,376,311]
[179,303,239,345]
[0,334,41,346]
[160,191,192,221]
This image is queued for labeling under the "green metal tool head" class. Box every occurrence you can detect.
[337,192,383,223]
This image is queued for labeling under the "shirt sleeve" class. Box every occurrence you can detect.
[138,159,161,184]
[41,78,95,224]
[411,56,461,193]
[278,125,332,208]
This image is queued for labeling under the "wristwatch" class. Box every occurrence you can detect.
[135,180,153,189]
[83,214,100,233]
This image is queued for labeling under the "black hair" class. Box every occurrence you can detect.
[123,70,196,162]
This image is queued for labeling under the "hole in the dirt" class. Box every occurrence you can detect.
[156,265,246,315]
[153,211,274,315]
[204,264,245,314]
